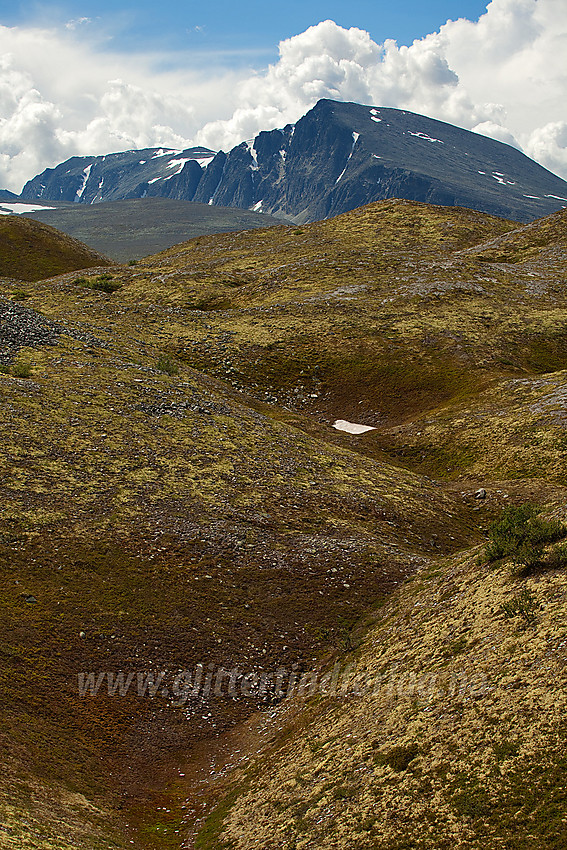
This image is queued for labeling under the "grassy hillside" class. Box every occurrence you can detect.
[0,199,566,849]
[123,200,567,429]
[22,198,288,262]
[0,215,112,281]
[199,522,567,849]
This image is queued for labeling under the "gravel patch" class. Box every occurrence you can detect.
[0,298,62,364]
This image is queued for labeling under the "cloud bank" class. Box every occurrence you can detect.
[0,0,566,192]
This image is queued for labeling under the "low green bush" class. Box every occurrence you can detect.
[84,274,122,293]
[500,587,539,627]
[374,744,419,771]
[481,503,565,570]
[546,542,567,570]
[12,361,32,378]
[157,355,179,376]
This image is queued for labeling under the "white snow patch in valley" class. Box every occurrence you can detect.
[75,164,92,201]
[408,131,443,143]
[198,156,215,168]
[524,194,540,199]
[491,173,507,184]
[251,200,263,211]
[370,116,381,123]
[478,170,486,174]
[0,202,56,214]
[139,160,146,165]
[332,420,377,435]
[148,176,163,184]
[372,154,381,159]
[546,194,567,201]
[280,149,286,162]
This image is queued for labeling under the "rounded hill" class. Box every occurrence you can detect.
[0,215,113,281]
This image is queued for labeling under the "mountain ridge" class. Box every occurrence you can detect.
[19,99,567,224]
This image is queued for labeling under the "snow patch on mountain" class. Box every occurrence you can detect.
[152,149,180,159]
[335,132,359,185]
[75,164,92,201]
[408,131,444,144]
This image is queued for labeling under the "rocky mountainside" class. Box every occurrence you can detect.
[20,146,216,204]
[1,200,567,849]
[21,100,567,224]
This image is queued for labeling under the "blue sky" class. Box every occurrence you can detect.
[6,1,490,66]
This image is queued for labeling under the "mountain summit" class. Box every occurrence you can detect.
[21,100,567,223]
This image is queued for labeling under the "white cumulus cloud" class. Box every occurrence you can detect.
[0,24,239,190]
[0,0,566,192]
[197,1,567,178]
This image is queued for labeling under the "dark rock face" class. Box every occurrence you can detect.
[21,100,567,223]
[192,152,228,204]
[21,148,217,205]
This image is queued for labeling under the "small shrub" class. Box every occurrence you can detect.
[11,289,30,301]
[493,739,520,762]
[127,259,138,266]
[375,744,419,771]
[335,616,357,652]
[72,276,88,285]
[185,292,229,311]
[85,274,122,293]
[500,587,539,627]
[157,355,179,376]
[332,785,356,800]
[0,363,10,374]
[481,503,565,569]
[452,784,492,818]
[545,542,567,571]
[12,361,32,378]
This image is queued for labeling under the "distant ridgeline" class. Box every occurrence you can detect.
[20,99,567,223]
